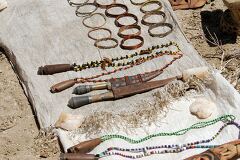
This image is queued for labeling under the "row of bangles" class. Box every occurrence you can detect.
[66,0,173,50]
[60,114,240,160]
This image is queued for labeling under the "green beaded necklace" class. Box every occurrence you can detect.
[100,115,235,144]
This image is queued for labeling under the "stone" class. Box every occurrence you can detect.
[55,113,84,131]
[189,97,217,119]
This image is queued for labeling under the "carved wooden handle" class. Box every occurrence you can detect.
[67,138,102,154]
[38,64,73,75]
[51,79,77,93]
[60,153,99,160]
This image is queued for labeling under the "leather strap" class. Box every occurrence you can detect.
[115,13,138,27]
[118,25,141,39]
[120,36,144,50]
[148,23,173,38]
[94,37,118,49]
[82,13,107,28]
[141,11,166,26]
[105,3,128,18]
[140,0,163,13]
[88,28,112,41]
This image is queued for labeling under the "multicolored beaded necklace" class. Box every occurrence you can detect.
[97,121,240,159]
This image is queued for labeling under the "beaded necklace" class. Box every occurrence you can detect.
[100,115,235,143]
[97,121,240,159]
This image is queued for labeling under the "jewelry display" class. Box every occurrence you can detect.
[120,35,144,50]
[82,13,107,29]
[88,28,112,41]
[94,0,117,9]
[67,0,89,7]
[105,3,129,18]
[118,25,141,39]
[140,0,163,13]
[75,3,98,17]
[148,23,173,38]
[115,13,139,27]
[94,37,118,49]
[141,11,167,26]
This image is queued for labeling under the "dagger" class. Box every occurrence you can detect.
[68,76,180,109]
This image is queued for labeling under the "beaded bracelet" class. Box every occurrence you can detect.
[100,115,235,143]
[98,121,240,159]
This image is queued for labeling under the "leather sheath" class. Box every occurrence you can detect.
[38,64,73,75]
[60,153,98,160]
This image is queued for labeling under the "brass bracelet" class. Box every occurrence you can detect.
[118,25,141,39]
[105,3,129,18]
[67,0,89,7]
[130,0,146,5]
[140,0,163,13]
[94,37,118,49]
[82,13,107,28]
[141,11,166,26]
[120,36,144,50]
[148,23,173,38]
[75,3,98,17]
[115,13,138,27]
[88,28,112,41]
[94,0,116,9]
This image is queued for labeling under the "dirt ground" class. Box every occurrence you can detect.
[0,1,239,160]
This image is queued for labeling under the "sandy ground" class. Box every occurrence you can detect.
[0,0,239,159]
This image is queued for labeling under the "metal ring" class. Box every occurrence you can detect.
[120,36,144,50]
[148,23,173,38]
[94,0,117,9]
[75,3,98,17]
[94,37,118,49]
[118,25,141,39]
[105,3,129,18]
[88,28,112,41]
[141,11,166,26]
[67,0,89,7]
[82,13,107,28]
[115,13,138,27]
[130,0,146,5]
[140,1,163,13]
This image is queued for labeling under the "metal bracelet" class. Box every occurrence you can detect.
[67,0,89,7]
[75,3,98,17]
[118,25,141,39]
[148,23,173,38]
[120,35,144,50]
[130,0,146,6]
[105,3,129,18]
[115,13,138,27]
[88,28,112,41]
[82,13,107,28]
[140,0,163,13]
[141,11,166,26]
[94,37,119,49]
[94,0,116,9]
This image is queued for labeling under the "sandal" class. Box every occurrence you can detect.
[169,0,207,10]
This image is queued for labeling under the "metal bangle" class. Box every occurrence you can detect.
[88,28,112,41]
[140,1,163,13]
[105,3,129,18]
[141,11,166,26]
[130,0,146,5]
[120,36,144,50]
[67,0,89,7]
[82,13,107,28]
[94,37,118,49]
[75,3,98,17]
[148,23,173,38]
[118,25,141,39]
[94,0,116,9]
[115,13,138,27]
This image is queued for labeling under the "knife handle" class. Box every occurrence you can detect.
[68,92,114,109]
[60,153,99,160]
[72,82,109,95]
[51,79,77,93]
[38,64,73,75]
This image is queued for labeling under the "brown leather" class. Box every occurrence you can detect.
[38,64,73,75]
[185,140,240,160]
[115,13,138,27]
[169,0,207,10]
[50,79,77,93]
[60,153,98,160]
[118,25,141,39]
[120,35,144,50]
[67,138,102,154]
